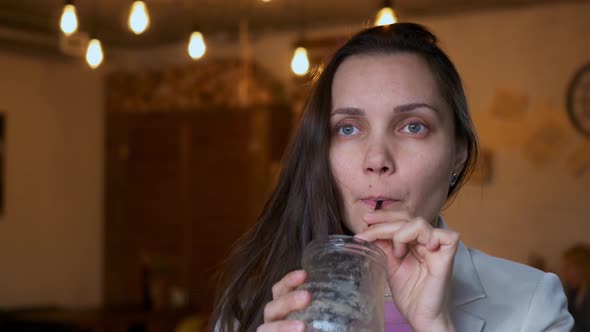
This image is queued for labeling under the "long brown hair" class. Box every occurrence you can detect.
[210,22,478,331]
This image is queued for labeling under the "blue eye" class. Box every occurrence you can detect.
[402,122,427,134]
[338,125,359,136]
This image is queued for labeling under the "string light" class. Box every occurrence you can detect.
[128,0,150,34]
[86,38,104,69]
[188,30,206,60]
[291,47,309,76]
[60,0,79,36]
[375,0,397,26]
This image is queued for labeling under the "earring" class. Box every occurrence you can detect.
[450,172,459,186]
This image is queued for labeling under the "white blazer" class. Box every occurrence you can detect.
[445,220,574,331]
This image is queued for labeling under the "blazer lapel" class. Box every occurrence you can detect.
[451,308,486,332]
[440,218,487,332]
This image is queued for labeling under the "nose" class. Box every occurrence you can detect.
[363,140,395,175]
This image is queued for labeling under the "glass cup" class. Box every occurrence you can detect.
[288,235,387,332]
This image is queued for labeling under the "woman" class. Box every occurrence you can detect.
[210,23,573,331]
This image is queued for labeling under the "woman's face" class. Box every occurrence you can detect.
[329,53,467,234]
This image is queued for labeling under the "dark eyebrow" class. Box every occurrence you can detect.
[331,103,439,116]
[331,107,365,116]
[394,103,440,114]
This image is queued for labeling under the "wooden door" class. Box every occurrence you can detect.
[104,110,270,314]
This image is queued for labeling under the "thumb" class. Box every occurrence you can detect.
[374,239,402,273]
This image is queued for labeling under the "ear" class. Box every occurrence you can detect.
[453,136,469,173]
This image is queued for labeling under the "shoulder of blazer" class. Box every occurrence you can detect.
[469,247,545,284]
[459,247,573,331]
[467,246,546,304]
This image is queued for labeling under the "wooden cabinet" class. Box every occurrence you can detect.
[104,109,272,314]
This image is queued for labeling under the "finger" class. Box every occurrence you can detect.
[263,290,311,323]
[393,218,453,257]
[354,221,405,242]
[391,218,434,249]
[271,270,307,299]
[426,228,460,251]
[415,229,461,275]
[373,238,394,256]
[393,241,409,258]
[372,238,405,273]
[257,320,305,332]
[401,228,460,270]
[362,210,412,225]
[357,218,448,258]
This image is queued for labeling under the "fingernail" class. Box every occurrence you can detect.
[295,290,309,302]
[289,320,305,331]
[354,233,367,240]
[290,270,305,282]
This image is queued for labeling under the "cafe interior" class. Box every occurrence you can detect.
[0,0,589,330]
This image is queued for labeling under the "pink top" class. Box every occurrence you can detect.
[384,301,412,332]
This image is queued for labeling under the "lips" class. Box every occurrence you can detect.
[360,197,400,210]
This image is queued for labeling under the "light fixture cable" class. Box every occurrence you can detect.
[60,0,79,35]
[188,0,206,59]
[375,0,398,26]
[86,0,104,68]
[290,0,310,76]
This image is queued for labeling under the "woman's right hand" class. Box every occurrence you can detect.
[258,270,311,332]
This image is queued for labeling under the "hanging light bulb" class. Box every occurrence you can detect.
[375,0,397,26]
[60,0,79,36]
[128,0,150,35]
[86,38,104,69]
[188,30,206,60]
[291,47,310,76]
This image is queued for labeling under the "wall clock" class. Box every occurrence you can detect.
[567,61,590,139]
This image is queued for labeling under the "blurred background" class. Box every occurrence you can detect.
[0,0,589,330]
